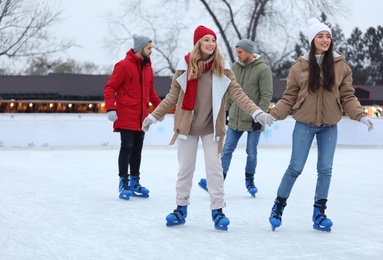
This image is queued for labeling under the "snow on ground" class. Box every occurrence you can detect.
[0,145,382,259]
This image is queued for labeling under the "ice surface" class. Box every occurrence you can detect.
[1,145,382,259]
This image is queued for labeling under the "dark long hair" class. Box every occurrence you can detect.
[308,41,335,93]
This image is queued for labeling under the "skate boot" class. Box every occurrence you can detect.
[198,178,208,191]
[212,208,230,231]
[119,177,132,200]
[198,173,226,192]
[312,199,333,232]
[245,173,258,197]
[166,205,188,227]
[130,176,149,198]
[269,197,287,231]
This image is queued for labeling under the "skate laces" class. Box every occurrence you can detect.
[120,178,130,190]
[270,198,287,220]
[212,209,226,223]
[245,174,255,189]
[171,206,186,221]
[313,203,328,223]
[131,177,146,191]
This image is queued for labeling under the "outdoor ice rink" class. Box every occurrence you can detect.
[1,144,382,259]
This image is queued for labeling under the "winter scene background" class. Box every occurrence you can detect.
[1,114,382,259]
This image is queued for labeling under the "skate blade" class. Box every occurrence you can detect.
[198,183,208,192]
[131,191,149,198]
[214,225,228,231]
[313,224,331,232]
[166,220,186,227]
[119,195,131,200]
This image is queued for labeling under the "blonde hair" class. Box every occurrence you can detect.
[188,40,225,80]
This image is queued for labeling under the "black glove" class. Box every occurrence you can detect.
[225,111,229,125]
[252,121,262,131]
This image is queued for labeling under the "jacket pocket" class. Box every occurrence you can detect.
[118,96,140,107]
[292,96,306,111]
[336,97,343,113]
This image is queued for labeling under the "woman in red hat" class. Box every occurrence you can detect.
[142,25,273,231]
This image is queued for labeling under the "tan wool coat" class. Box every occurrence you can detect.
[151,58,260,153]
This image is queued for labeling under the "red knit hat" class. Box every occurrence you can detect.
[193,25,217,45]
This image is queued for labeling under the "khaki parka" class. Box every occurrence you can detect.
[227,54,273,132]
[270,52,366,126]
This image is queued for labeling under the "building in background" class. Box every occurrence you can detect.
[0,74,382,116]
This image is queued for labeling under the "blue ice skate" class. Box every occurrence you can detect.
[245,173,258,197]
[119,177,132,200]
[198,178,208,191]
[198,173,226,192]
[312,199,333,232]
[130,176,149,198]
[212,209,230,231]
[166,206,187,227]
[269,197,287,231]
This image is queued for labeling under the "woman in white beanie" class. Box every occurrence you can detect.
[265,18,374,232]
[141,25,272,231]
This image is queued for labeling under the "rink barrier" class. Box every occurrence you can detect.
[0,114,382,148]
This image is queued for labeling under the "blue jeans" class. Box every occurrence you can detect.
[277,121,338,202]
[221,127,261,175]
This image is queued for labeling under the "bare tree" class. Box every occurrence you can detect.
[0,0,74,59]
[23,56,103,75]
[103,0,349,76]
[102,0,190,75]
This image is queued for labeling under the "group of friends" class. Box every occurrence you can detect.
[103,18,374,232]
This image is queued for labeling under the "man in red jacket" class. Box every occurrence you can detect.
[104,34,162,200]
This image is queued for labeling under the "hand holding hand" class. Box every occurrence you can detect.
[253,110,275,127]
[360,116,374,131]
[107,110,117,122]
[142,114,158,132]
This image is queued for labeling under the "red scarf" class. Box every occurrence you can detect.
[181,53,213,110]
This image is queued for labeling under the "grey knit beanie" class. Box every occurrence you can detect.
[236,39,254,54]
[133,34,151,52]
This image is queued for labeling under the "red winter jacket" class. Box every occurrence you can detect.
[104,49,162,132]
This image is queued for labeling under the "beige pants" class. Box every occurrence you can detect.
[176,134,226,210]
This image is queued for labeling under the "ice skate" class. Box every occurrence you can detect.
[312,199,333,232]
[166,206,187,227]
[119,177,132,200]
[198,178,208,191]
[269,197,287,231]
[130,176,149,198]
[245,173,258,197]
[212,208,230,231]
[198,173,226,192]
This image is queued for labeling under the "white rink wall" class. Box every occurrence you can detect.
[0,114,382,148]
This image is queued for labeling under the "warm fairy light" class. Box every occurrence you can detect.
[10,103,14,108]
[29,103,33,107]
[100,103,105,108]
[88,104,93,108]
[68,104,72,108]
[49,103,54,108]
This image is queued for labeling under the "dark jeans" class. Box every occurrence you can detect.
[118,129,145,178]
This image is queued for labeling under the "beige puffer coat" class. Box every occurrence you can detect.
[270,52,366,126]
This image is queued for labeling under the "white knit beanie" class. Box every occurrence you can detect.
[133,34,151,53]
[307,18,332,44]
